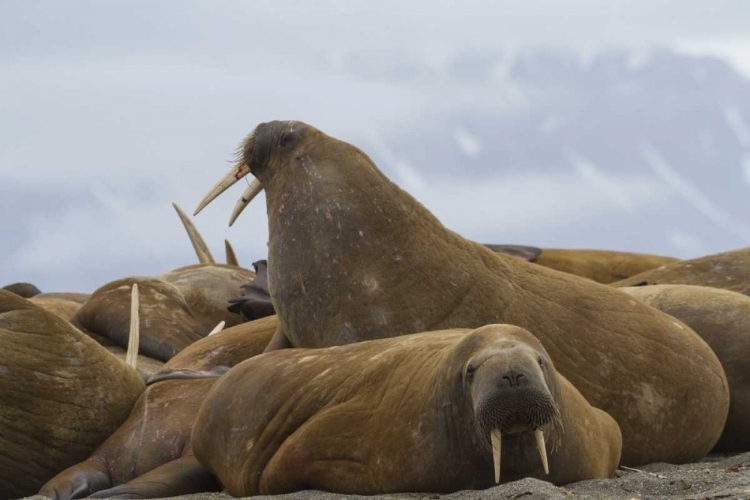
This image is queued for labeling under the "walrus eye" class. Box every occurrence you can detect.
[538,356,544,367]
[279,130,299,150]
[466,364,476,382]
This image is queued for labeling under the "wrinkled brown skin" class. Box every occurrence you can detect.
[621,284,750,452]
[241,120,728,466]
[0,290,144,500]
[74,277,207,361]
[158,263,255,331]
[29,297,81,321]
[161,315,278,372]
[193,325,622,496]
[39,318,275,499]
[2,282,42,298]
[103,346,165,383]
[487,245,678,284]
[40,378,221,500]
[613,247,750,295]
[36,292,91,304]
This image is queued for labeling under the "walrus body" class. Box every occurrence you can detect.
[40,376,222,500]
[39,318,276,500]
[195,120,728,466]
[622,284,750,451]
[73,277,207,361]
[613,247,750,294]
[486,245,678,283]
[160,315,278,373]
[158,263,255,331]
[29,296,81,321]
[0,290,144,499]
[193,325,621,496]
[2,282,42,298]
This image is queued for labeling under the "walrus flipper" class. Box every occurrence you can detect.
[264,324,292,352]
[38,459,112,500]
[87,455,220,499]
[145,366,231,386]
[227,259,275,321]
[483,244,543,261]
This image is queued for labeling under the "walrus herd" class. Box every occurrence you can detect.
[1,120,749,499]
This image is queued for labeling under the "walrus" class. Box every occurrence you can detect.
[621,284,750,452]
[39,375,224,500]
[2,282,42,298]
[193,120,728,466]
[39,322,275,499]
[192,324,622,495]
[29,296,81,321]
[165,203,258,330]
[35,292,91,304]
[613,247,750,295]
[485,245,679,284]
[73,277,207,361]
[0,289,144,499]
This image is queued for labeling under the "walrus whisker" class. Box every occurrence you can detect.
[228,179,263,227]
[491,428,501,484]
[535,429,549,474]
[194,163,252,216]
[172,202,215,264]
[208,321,226,336]
[125,284,140,369]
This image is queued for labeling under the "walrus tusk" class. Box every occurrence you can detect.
[193,163,252,216]
[173,202,215,264]
[491,428,502,484]
[208,321,226,336]
[225,239,239,266]
[535,429,549,475]
[228,179,263,227]
[126,284,140,369]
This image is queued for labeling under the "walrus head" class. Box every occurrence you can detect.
[2,282,42,298]
[455,325,561,484]
[193,121,335,224]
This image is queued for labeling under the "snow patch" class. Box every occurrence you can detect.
[641,143,750,242]
[566,150,634,211]
[540,116,563,134]
[665,229,708,258]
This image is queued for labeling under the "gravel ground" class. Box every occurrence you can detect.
[20,452,750,500]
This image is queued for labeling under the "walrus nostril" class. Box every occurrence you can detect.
[501,371,525,388]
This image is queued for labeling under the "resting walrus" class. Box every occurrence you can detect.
[485,245,678,284]
[0,289,144,499]
[613,247,750,295]
[192,324,622,496]
[621,284,750,452]
[193,119,727,466]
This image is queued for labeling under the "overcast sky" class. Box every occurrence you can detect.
[2,1,750,292]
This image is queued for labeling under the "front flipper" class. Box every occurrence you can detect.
[39,458,112,500]
[88,454,220,499]
[264,324,292,352]
[483,244,543,261]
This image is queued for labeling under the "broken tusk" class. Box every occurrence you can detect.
[491,429,502,484]
[535,429,549,475]
[173,202,215,264]
[194,163,252,216]
[225,239,239,266]
[228,179,263,227]
[125,284,140,370]
[208,321,226,336]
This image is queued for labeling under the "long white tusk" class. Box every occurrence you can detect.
[491,429,502,484]
[194,163,252,216]
[125,284,140,369]
[208,321,226,336]
[225,239,239,266]
[535,429,549,475]
[173,202,215,264]
[228,179,263,227]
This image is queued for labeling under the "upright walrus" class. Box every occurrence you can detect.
[194,120,728,466]
[192,325,622,495]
